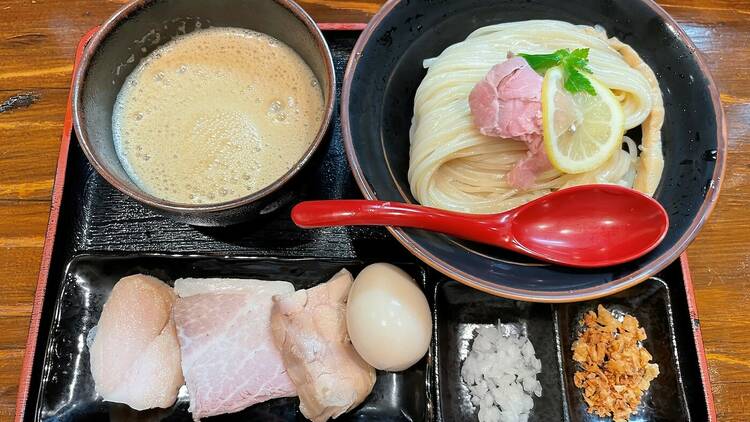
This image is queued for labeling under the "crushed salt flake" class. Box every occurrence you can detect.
[461,321,542,422]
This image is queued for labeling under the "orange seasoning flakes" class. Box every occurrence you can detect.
[572,305,660,422]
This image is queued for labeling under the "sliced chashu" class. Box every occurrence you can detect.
[173,278,296,419]
[271,269,376,422]
[89,274,183,410]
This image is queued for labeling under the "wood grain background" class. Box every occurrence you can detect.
[0,0,748,420]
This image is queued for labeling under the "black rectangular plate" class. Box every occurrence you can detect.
[23,30,712,422]
[37,255,431,422]
[434,276,704,422]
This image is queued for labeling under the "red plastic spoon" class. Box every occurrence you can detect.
[291,185,669,268]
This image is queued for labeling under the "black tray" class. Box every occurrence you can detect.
[16,29,716,422]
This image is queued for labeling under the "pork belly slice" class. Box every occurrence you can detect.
[271,269,376,422]
[173,278,296,420]
[89,274,183,410]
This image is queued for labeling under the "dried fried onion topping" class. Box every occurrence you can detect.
[572,305,660,422]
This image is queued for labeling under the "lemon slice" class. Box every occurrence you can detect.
[541,66,625,174]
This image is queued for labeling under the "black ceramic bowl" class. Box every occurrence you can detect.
[342,0,726,302]
[73,0,335,226]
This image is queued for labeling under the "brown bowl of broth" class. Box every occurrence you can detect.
[73,0,335,226]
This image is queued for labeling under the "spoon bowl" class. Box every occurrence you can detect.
[508,185,669,266]
[291,185,668,268]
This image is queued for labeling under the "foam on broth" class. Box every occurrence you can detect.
[113,27,324,204]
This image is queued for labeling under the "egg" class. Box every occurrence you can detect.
[346,263,432,371]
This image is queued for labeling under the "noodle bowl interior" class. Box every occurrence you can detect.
[408,20,664,214]
[113,27,325,205]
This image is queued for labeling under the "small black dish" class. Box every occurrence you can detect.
[341,0,726,301]
[433,282,565,421]
[557,279,690,421]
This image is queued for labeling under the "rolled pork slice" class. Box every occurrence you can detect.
[271,269,376,422]
[89,274,183,410]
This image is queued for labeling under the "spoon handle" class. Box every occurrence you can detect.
[291,200,510,245]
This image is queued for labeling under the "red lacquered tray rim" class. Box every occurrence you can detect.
[14,22,716,422]
[680,254,717,421]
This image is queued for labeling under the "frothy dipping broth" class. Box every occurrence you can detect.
[113,27,324,204]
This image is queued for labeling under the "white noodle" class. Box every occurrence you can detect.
[408,20,664,214]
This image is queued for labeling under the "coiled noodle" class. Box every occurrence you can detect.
[408,20,664,213]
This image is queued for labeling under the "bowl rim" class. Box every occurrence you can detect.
[341,0,728,303]
[72,0,336,214]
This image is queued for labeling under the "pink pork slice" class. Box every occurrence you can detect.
[468,56,552,189]
[172,278,297,420]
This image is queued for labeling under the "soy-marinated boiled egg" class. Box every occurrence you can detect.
[346,263,432,371]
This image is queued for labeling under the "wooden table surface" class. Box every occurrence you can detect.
[0,0,748,420]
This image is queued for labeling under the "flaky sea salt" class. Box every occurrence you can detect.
[461,321,542,422]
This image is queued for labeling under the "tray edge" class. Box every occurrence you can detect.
[13,26,99,422]
[680,253,718,422]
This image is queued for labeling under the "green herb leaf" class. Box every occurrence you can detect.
[564,48,593,74]
[518,50,565,73]
[518,48,596,96]
[564,68,597,96]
